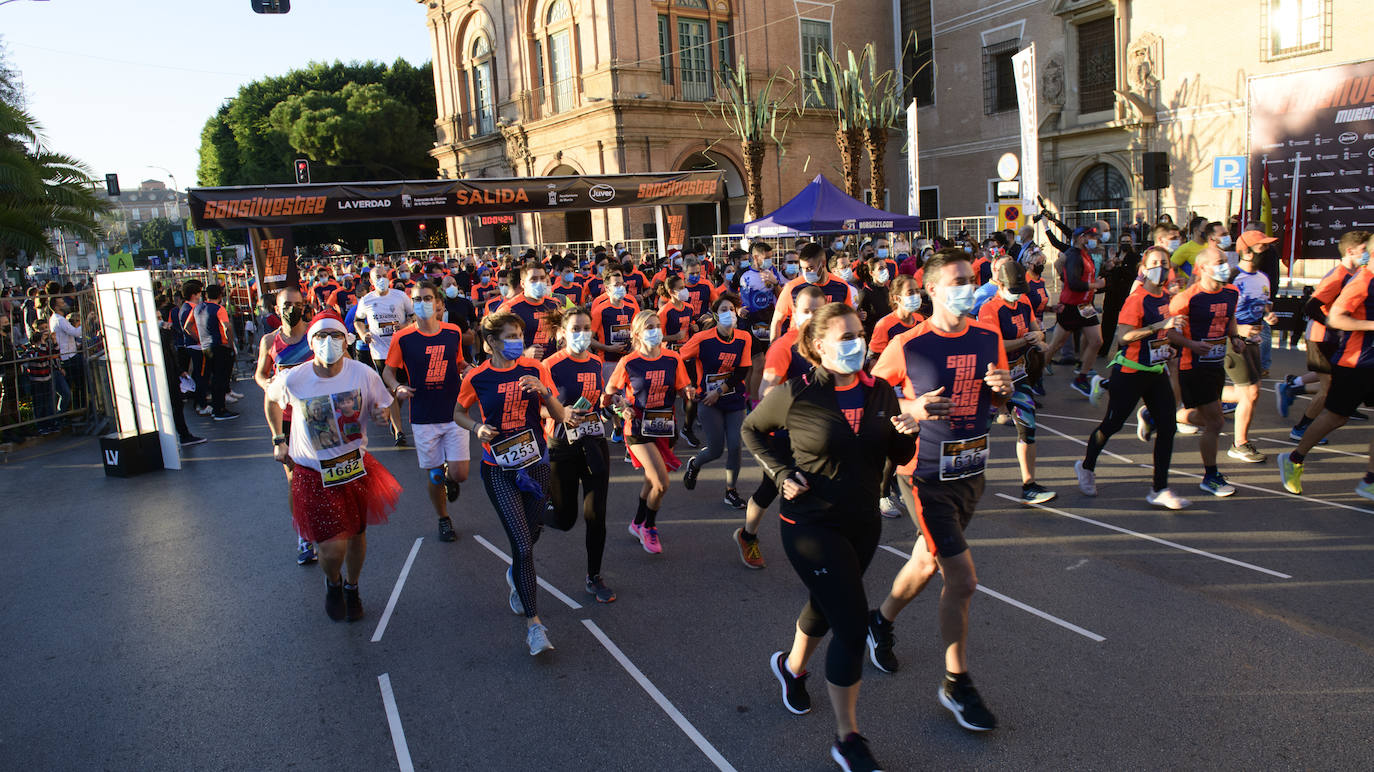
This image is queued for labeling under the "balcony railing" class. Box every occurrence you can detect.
[659,67,715,102]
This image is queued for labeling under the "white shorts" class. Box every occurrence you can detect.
[412,422,471,469]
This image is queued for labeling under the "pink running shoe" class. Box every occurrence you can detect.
[640,526,663,554]
[627,522,642,541]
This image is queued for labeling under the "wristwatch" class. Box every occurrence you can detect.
[272,434,288,446]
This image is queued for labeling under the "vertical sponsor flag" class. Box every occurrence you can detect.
[1260,159,1273,237]
[248,226,297,295]
[1011,44,1039,214]
[906,99,920,217]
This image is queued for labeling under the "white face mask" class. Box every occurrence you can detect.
[676,288,690,303]
[312,335,344,365]
[999,289,1022,303]
[375,278,390,292]
[568,330,593,354]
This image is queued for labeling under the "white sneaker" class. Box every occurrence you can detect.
[225,394,240,404]
[196,405,213,416]
[1146,488,1190,510]
[1176,422,1199,435]
[1074,460,1097,496]
[879,493,905,519]
[229,390,245,399]
[526,623,554,656]
[1088,375,1106,407]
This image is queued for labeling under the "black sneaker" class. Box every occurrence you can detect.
[212,410,239,421]
[394,431,408,447]
[438,516,457,542]
[343,583,364,622]
[866,610,899,673]
[180,435,207,446]
[1350,409,1369,422]
[681,426,700,448]
[683,456,701,490]
[939,675,998,731]
[585,574,616,603]
[769,651,811,715]
[830,732,883,772]
[723,489,746,509]
[325,578,345,621]
[444,474,461,502]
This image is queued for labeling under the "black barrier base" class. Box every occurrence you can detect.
[100,432,164,478]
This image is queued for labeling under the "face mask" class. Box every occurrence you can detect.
[674,259,683,268]
[674,288,689,303]
[608,285,627,302]
[832,241,844,251]
[375,278,390,292]
[1086,239,1099,250]
[1146,265,1167,285]
[761,258,774,269]
[525,281,548,299]
[1211,263,1231,283]
[837,268,854,282]
[874,269,890,284]
[962,246,973,254]
[685,274,700,286]
[562,272,574,283]
[1359,251,1371,267]
[499,285,515,298]
[414,300,435,320]
[830,338,866,375]
[942,284,976,316]
[716,310,736,328]
[312,335,344,365]
[999,289,1022,303]
[1167,239,1181,251]
[479,273,491,283]
[1100,231,1112,242]
[641,328,663,347]
[500,339,525,360]
[1218,235,1233,249]
[784,263,800,278]
[901,294,922,313]
[724,271,735,283]
[803,269,821,283]
[876,248,890,258]
[281,306,303,327]
[398,272,410,280]
[444,285,459,299]
[568,330,593,354]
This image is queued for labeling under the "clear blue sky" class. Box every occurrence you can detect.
[3,0,431,191]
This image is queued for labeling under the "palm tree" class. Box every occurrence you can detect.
[710,58,799,221]
[858,50,905,212]
[811,47,869,200]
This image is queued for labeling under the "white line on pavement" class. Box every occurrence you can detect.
[372,538,423,643]
[377,673,415,772]
[471,533,584,610]
[876,545,1106,642]
[994,493,1293,579]
[1038,411,1127,426]
[1251,435,1365,458]
[581,619,739,772]
[1036,420,1137,465]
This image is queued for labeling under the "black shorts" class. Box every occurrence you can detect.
[1324,366,1374,418]
[1306,340,1338,376]
[1056,302,1101,332]
[899,474,985,558]
[373,354,406,385]
[1179,367,1226,409]
[1224,339,1261,387]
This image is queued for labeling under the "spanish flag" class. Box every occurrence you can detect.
[1260,159,1273,237]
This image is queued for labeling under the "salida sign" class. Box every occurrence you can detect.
[189,171,725,230]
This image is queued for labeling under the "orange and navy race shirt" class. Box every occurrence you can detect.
[590,297,640,356]
[1331,268,1374,368]
[872,321,1008,479]
[772,275,855,329]
[551,277,583,305]
[457,357,557,466]
[835,377,866,433]
[581,276,605,305]
[311,282,340,310]
[1308,263,1356,345]
[622,270,650,300]
[679,327,752,412]
[870,311,924,356]
[1115,286,1171,373]
[762,328,811,384]
[977,294,1035,382]
[498,296,561,355]
[1169,283,1238,370]
[607,350,690,437]
[657,302,694,346]
[385,323,467,424]
[683,278,717,316]
[1027,277,1049,320]
[544,349,606,447]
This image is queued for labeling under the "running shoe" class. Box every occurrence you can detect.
[1275,380,1298,418]
[343,583,364,622]
[1227,442,1266,463]
[733,527,765,569]
[1355,481,1374,502]
[1136,406,1154,443]
[831,733,883,772]
[865,610,899,673]
[623,451,633,464]
[444,475,461,502]
[196,405,213,416]
[394,431,407,447]
[769,651,811,715]
[1074,460,1097,496]
[1289,424,1328,444]
[527,623,555,656]
[437,516,457,542]
[640,526,662,554]
[585,575,616,603]
[1278,452,1304,494]
[1029,380,1047,397]
[228,389,245,399]
[1176,421,1199,435]
[681,426,701,448]
[1221,402,1237,415]
[682,456,701,490]
[324,578,345,621]
[1146,488,1191,510]
[225,393,240,404]
[627,521,642,541]
[180,435,207,447]
[1088,374,1107,407]
[505,566,524,616]
[1199,472,1237,497]
[1349,409,1369,422]
[1069,373,1093,398]
[297,541,317,566]
[610,427,623,444]
[879,493,904,519]
[939,675,998,732]
[1020,482,1056,505]
[212,410,239,421]
[723,489,746,509]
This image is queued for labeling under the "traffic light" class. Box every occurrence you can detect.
[105,173,120,196]
[250,0,290,13]
[294,159,310,184]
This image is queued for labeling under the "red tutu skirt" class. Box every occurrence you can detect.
[290,452,401,543]
[629,437,684,472]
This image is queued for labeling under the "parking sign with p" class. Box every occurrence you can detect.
[1212,156,1246,189]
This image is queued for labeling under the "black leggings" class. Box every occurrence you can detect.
[1084,368,1177,491]
[548,441,610,578]
[480,461,550,619]
[779,515,881,688]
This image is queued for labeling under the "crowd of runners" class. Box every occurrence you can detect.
[230,218,1373,772]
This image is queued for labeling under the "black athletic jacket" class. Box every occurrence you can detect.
[742,367,916,525]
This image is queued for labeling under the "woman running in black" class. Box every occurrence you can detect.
[742,302,918,772]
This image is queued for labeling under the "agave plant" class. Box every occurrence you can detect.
[710,57,799,221]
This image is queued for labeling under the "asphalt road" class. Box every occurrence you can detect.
[1,345,1372,771]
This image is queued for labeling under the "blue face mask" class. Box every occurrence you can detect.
[761,258,774,269]
[901,294,922,313]
[525,281,548,299]
[562,272,574,283]
[716,310,736,328]
[876,248,890,258]
[641,328,663,347]
[444,285,459,299]
[608,285,627,302]
[414,300,435,320]
[568,330,593,354]
[804,270,821,283]
[942,284,976,316]
[837,268,854,282]
[784,263,800,278]
[1146,266,1167,285]
[1358,251,1371,267]
[501,339,525,360]
[686,274,700,286]
[832,338,866,374]
[1211,263,1230,283]
[725,271,735,283]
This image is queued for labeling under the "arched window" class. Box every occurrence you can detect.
[470,36,495,136]
[546,0,571,23]
[656,0,732,102]
[539,0,577,113]
[1075,163,1130,213]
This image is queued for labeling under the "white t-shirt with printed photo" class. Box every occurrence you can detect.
[266,358,394,472]
[355,289,414,360]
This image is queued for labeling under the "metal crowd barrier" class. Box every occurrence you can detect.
[1,289,112,443]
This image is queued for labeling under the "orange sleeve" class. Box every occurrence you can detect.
[774,280,795,320]
[590,307,605,339]
[1117,294,1144,328]
[674,355,691,390]
[976,299,999,326]
[1167,287,1190,316]
[738,331,753,367]
[217,306,232,340]
[1331,277,1370,317]
[678,331,702,362]
[870,316,895,355]
[606,358,628,391]
[1314,270,1348,307]
[870,332,909,388]
[457,368,478,408]
[656,305,672,326]
[537,362,557,393]
[763,338,791,381]
[384,333,406,369]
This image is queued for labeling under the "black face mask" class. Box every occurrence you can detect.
[282,306,304,327]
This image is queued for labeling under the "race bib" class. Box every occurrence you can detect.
[610,324,630,345]
[567,415,606,441]
[376,322,399,336]
[1077,303,1099,319]
[751,321,771,340]
[1008,353,1028,383]
[705,372,735,396]
[320,449,368,488]
[1201,336,1226,363]
[491,428,540,469]
[1148,338,1174,364]
[939,434,989,481]
[641,408,675,438]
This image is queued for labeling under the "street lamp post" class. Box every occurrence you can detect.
[145,165,194,268]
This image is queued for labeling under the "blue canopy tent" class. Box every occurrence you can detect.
[731,174,920,237]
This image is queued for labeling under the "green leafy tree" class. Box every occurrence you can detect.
[133,217,178,251]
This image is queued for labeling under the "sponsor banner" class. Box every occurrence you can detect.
[248,226,297,295]
[1248,59,1374,259]
[1011,44,1039,214]
[190,172,725,230]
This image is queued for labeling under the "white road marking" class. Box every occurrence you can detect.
[472,533,583,610]
[372,538,423,643]
[876,545,1106,642]
[994,493,1293,579]
[377,673,415,772]
[1038,411,1129,426]
[1036,420,1137,464]
[1252,434,1365,458]
[582,619,739,772]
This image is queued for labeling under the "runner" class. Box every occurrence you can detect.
[384,281,470,543]
[605,309,695,555]
[454,311,567,655]
[498,260,560,360]
[1075,247,1190,509]
[742,302,919,772]
[193,285,238,421]
[737,242,782,401]
[1044,226,1106,398]
[589,268,640,385]
[543,306,616,603]
[1222,236,1275,463]
[1166,246,1242,497]
[868,275,925,359]
[868,249,1013,733]
[354,272,415,446]
[265,313,402,622]
[680,294,752,510]
[770,242,855,340]
[656,275,695,347]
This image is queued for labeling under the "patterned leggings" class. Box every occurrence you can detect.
[480,461,551,619]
